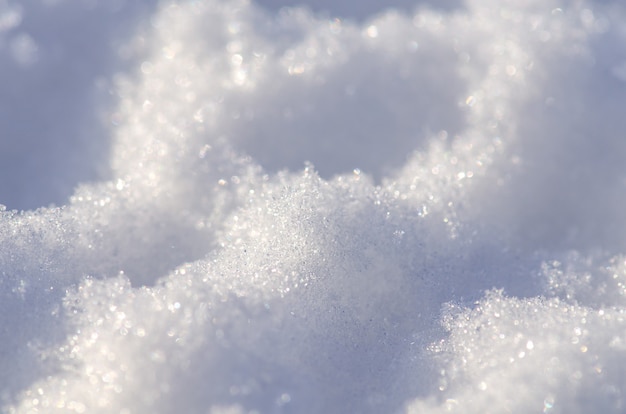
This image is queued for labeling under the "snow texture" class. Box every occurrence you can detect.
[2,0,626,412]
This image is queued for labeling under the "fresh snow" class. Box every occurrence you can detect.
[2,0,626,413]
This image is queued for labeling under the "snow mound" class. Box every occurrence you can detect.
[2,0,626,413]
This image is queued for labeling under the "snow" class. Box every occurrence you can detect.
[1,0,626,412]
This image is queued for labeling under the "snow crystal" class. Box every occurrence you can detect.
[2,0,626,413]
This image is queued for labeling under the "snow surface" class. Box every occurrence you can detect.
[2,0,626,412]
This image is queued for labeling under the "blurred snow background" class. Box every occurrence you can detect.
[2,0,626,412]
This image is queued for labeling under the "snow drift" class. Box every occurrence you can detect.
[2,0,626,412]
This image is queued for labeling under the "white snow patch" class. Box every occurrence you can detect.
[2,0,626,413]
